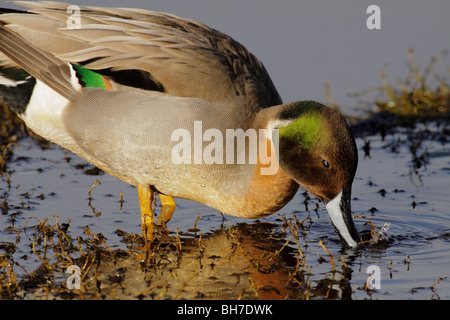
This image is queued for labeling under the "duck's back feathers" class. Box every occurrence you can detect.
[1,1,282,112]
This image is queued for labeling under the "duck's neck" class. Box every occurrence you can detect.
[224,129,299,218]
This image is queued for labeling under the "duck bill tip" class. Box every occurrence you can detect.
[325,189,360,247]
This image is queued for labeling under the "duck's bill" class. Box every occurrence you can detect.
[324,188,360,247]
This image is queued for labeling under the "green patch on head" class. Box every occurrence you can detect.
[279,114,327,149]
[73,64,107,89]
[278,101,331,150]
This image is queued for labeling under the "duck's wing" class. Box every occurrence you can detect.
[0,22,75,99]
[1,1,282,111]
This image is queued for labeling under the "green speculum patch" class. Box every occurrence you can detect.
[73,64,107,89]
[279,114,328,150]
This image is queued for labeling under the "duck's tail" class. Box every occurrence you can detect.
[0,23,77,102]
[0,5,81,114]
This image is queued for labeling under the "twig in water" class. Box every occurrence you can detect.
[88,179,101,201]
[319,240,335,272]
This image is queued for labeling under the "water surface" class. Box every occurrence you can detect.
[1,118,449,299]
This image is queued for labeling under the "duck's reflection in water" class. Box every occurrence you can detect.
[87,223,355,299]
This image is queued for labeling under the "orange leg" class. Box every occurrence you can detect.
[138,185,154,240]
[158,194,176,225]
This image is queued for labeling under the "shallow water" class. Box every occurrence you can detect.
[1,119,449,299]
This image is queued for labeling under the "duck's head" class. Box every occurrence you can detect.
[273,101,360,247]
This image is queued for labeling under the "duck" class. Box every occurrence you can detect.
[0,1,360,247]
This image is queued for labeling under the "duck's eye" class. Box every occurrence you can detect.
[322,160,330,168]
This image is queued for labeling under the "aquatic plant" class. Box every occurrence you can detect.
[0,103,24,173]
[353,49,450,117]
